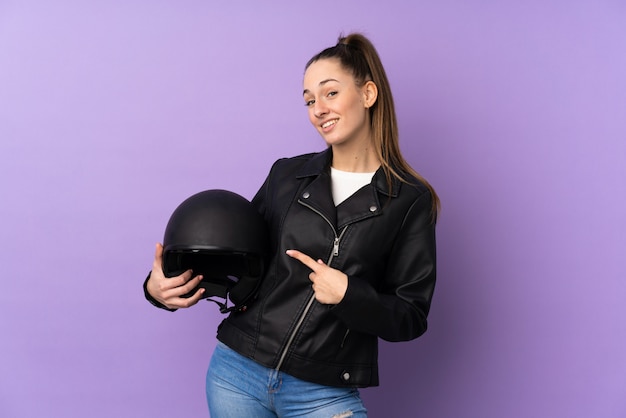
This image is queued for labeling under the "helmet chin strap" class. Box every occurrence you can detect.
[197,280,233,313]
[206,297,249,314]
[198,277,253,313]
[206,296,231,314]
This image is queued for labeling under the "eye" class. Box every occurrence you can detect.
[304,98,315,107]
[327,91,338,98]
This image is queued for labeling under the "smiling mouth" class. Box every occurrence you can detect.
[321,119,338,129]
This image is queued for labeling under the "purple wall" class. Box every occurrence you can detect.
[1,1,624,417]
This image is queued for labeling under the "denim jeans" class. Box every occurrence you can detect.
[206,342,368,417]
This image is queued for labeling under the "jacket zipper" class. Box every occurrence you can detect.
[275,200,348,371]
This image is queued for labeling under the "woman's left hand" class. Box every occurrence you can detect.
[286,249,348,305]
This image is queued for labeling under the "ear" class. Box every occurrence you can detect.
[362,81,378,108]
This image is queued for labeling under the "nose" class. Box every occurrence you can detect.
[313,101,328,118]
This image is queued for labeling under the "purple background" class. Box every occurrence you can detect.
[1,1,625,417]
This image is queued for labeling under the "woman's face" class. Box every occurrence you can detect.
[303,58,372,148]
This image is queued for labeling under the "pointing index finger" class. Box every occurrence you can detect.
[286,249,320,272]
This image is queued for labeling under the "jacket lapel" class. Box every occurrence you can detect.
[296,150,337,228]
[295,149,403,230]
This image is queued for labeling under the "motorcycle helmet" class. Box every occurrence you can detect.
[162,189,268,313]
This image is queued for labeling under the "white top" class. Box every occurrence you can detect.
[330,167,376,206]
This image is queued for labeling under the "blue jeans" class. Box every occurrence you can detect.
[206,342,368,417]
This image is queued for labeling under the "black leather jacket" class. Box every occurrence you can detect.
[216,149,437,388]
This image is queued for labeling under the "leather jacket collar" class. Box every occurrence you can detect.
[295,148,401,198]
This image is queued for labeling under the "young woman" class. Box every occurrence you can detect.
[145,33,439,417]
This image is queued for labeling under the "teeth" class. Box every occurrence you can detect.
[322,119,337,128]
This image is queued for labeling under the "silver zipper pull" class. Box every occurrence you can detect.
[333,237,340,256]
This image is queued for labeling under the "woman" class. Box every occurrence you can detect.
[145,33,439,417]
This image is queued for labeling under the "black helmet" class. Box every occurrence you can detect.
[162,189,268,313]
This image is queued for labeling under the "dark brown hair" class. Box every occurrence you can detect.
[305,33,440,219]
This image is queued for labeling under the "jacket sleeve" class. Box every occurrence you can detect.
[331,190,437,342]
[251,167,271,220]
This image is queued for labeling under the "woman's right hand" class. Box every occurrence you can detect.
[146,243,205,309]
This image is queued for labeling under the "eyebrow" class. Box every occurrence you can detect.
[302,78,340,96]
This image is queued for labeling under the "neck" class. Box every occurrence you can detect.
[331,140,380,173]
